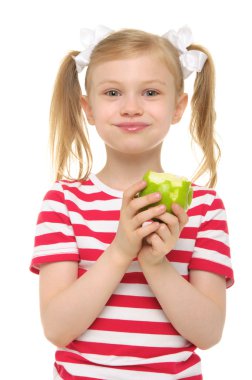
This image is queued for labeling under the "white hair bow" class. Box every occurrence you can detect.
[74,25,207,79]
[74,25,113,73]
[163,26,208,78]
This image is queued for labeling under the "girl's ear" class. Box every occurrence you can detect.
[172,93,188,124]
[81,96,95,125]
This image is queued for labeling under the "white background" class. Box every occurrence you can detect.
[0,0,251,379]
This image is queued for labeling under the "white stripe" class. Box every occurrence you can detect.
[78,329,188,348]
[60,348,193,365]
[76,236,108,250]
[190,192,215,208]
[179,362,202,378]
[80,260,188,277]
[193,247,232,267]
[53,366,64,380]
[58,360,201,380]
[113,283,155,297]
[173,238,195,251]
[42,199,69,215]
[52,182,64,191]
[64,190,122,211]
[60,182,99,194]
[192,185,210,192]
[36,222,74,237]
[69,210,119,231]
[33,242,78,255]
[197,229,229,246]
[204,208,227,222]
[83,351,192,366]
[89,173,123,198]
[98,305,169,322]
[170,261,189,276]
[186,214,202,227]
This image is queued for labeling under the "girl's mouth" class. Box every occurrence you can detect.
[116,122,150,132]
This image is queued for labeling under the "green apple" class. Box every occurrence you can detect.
[139,170,193,214]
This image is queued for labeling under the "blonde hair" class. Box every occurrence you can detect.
[50,28,220,187]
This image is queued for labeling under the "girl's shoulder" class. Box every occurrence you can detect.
[189,183,227,218]
[191,183,217,200]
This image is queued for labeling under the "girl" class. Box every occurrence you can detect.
[30,26,234,380]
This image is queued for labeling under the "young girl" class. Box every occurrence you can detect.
[30,25,234,380]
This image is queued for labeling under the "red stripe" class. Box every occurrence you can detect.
[55,363,103,380]
[89,318,179,335]
[30,254,79,274]
[167,249,192,262]
[189,258,234,283]
[35,232,76,246]
[44,189,65,202]
[77,269,149,284]
[55,349,200,375]
[180,227,198,239]
[191,187,216,198]
[187,204,205,217]
[37,211,71,224]
[195,237,230,256]
[122,272,148,284]
[79,249,104,261]
[106,294,162,309]
[63,185,116,202]
[66,201,120,220]
[66,341,195,358]
[211,197,225,209]
[73,224,115,244]
[200,219,229,233]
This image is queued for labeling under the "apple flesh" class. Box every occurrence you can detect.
[139,170,193,214]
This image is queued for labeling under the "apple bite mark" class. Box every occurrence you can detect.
[139,170,193,214]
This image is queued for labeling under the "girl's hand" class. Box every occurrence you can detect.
[111,181,168,264]
[138,203,189,266]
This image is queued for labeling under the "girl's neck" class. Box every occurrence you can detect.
[96,146,164,191]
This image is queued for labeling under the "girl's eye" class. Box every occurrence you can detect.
[105,90,120,97]
[144,89,159,97]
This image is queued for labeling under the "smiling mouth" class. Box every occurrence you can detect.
[115,122,150,131]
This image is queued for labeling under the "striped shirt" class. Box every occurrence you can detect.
[30,173,234,380]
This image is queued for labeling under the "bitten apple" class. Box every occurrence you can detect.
[139,170,193,213]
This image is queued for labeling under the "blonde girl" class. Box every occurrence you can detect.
[30,26,234,380]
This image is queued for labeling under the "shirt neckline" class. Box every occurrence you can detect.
[89,173,124,198]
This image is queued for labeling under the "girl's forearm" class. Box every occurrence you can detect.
[42,245,131,348]
[138,257,225,350]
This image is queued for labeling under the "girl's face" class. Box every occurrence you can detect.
[82,54,187,156]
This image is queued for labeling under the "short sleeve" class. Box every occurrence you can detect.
[189,192,234,288]
[30,182,79,274]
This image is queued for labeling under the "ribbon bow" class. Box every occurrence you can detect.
[74,25,113,73]
[163,26,208,78]
[74,25,207,79]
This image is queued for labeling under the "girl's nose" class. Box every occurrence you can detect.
[120,95,144,117]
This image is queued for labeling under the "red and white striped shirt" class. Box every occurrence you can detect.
[30,173,234,380]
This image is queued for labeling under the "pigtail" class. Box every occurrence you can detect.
[188,45,220,188]
[49,51,92,181]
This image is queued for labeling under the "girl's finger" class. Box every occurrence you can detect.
[156,222,170,242]
[122,180,147,208]
[149,233,164,254]
[156,212,180,237]
[129,192,162,218]
[171,203,189,230]
[133,203,166,228]
[136,220,160,240]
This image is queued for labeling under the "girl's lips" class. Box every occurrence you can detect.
[115,122,150,131]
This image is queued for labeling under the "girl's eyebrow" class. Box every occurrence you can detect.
[96,79,168,87]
